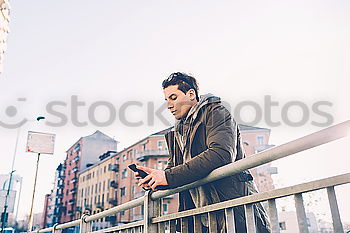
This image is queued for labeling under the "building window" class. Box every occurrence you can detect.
[279,222,286,230]
[132,185,136,195]
[122,154,127,161]
[157,141,163,150]
[120,187,126,197]
[257,136,264,145]
[163,203,168,214]
[157,161,163,170]
[122,169,128,179]
[120,210,125,216]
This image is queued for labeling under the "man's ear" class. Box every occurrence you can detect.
[188,89,196,101]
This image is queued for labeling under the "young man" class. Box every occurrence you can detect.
[137,72,271,233]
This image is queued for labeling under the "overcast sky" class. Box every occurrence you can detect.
[0,0,349,223]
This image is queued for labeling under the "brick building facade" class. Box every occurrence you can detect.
[60,131,117,223]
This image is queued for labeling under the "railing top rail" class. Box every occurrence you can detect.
[84,197,144,222]
[55,219,80,230]
[152,172,350,223]
[37,227,53,233]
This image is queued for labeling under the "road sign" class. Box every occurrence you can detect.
[26,131,55,154]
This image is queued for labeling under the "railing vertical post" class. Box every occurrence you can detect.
[327,186,344,233]
[245,204,256,233]
[53,224,61,233]
[144,191,161,233]
[224,207,236,233]
[294,193,309,233]
[268,199,280,233]
[80,214,92,233]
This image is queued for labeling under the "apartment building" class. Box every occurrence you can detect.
[52,163,65,224]
[60,131,118,223]
[76,150,118,229]
[40,163,65,228]
[239,124,277,192]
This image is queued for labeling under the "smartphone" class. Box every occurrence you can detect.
[128,164,149,179]
[128,164,169,190]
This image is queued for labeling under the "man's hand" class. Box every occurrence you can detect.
[136,165,168,191]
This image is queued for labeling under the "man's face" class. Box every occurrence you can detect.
[163,85,197,120]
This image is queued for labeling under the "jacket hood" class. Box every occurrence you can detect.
[178,93,221,125]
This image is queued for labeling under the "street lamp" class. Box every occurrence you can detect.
[0,116,45,232]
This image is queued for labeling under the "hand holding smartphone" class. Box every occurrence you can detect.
[128,164,169,190]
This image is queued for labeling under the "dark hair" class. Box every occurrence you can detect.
[162,72,200,101]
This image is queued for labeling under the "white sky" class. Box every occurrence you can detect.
[0,0,349,223]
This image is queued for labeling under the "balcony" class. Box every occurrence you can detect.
[110,181,118,189]
[84,204,92,211]
[136,149,169,161]
[73,155,80,163]
[72,166,79,173]
[96,202,104,210]
[106,216,116,223]
[54,208,61,215]
[58,183,64,188]
[70,187,77,194]
[73,144,80,153]
[109,164,119,172]
[68,210,74,216]
[71,177,78,183]
[108,198,117,206]
[76,206,82,212]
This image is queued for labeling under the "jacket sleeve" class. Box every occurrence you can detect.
[165,104,237,188]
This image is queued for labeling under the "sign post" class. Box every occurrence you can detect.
[26,131,55,232]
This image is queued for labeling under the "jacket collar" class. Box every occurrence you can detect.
[175,93,221,128]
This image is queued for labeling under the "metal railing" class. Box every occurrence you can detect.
[33,120,350,233]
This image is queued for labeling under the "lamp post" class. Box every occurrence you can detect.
[0,116,45,232]
[1,170,15,232]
